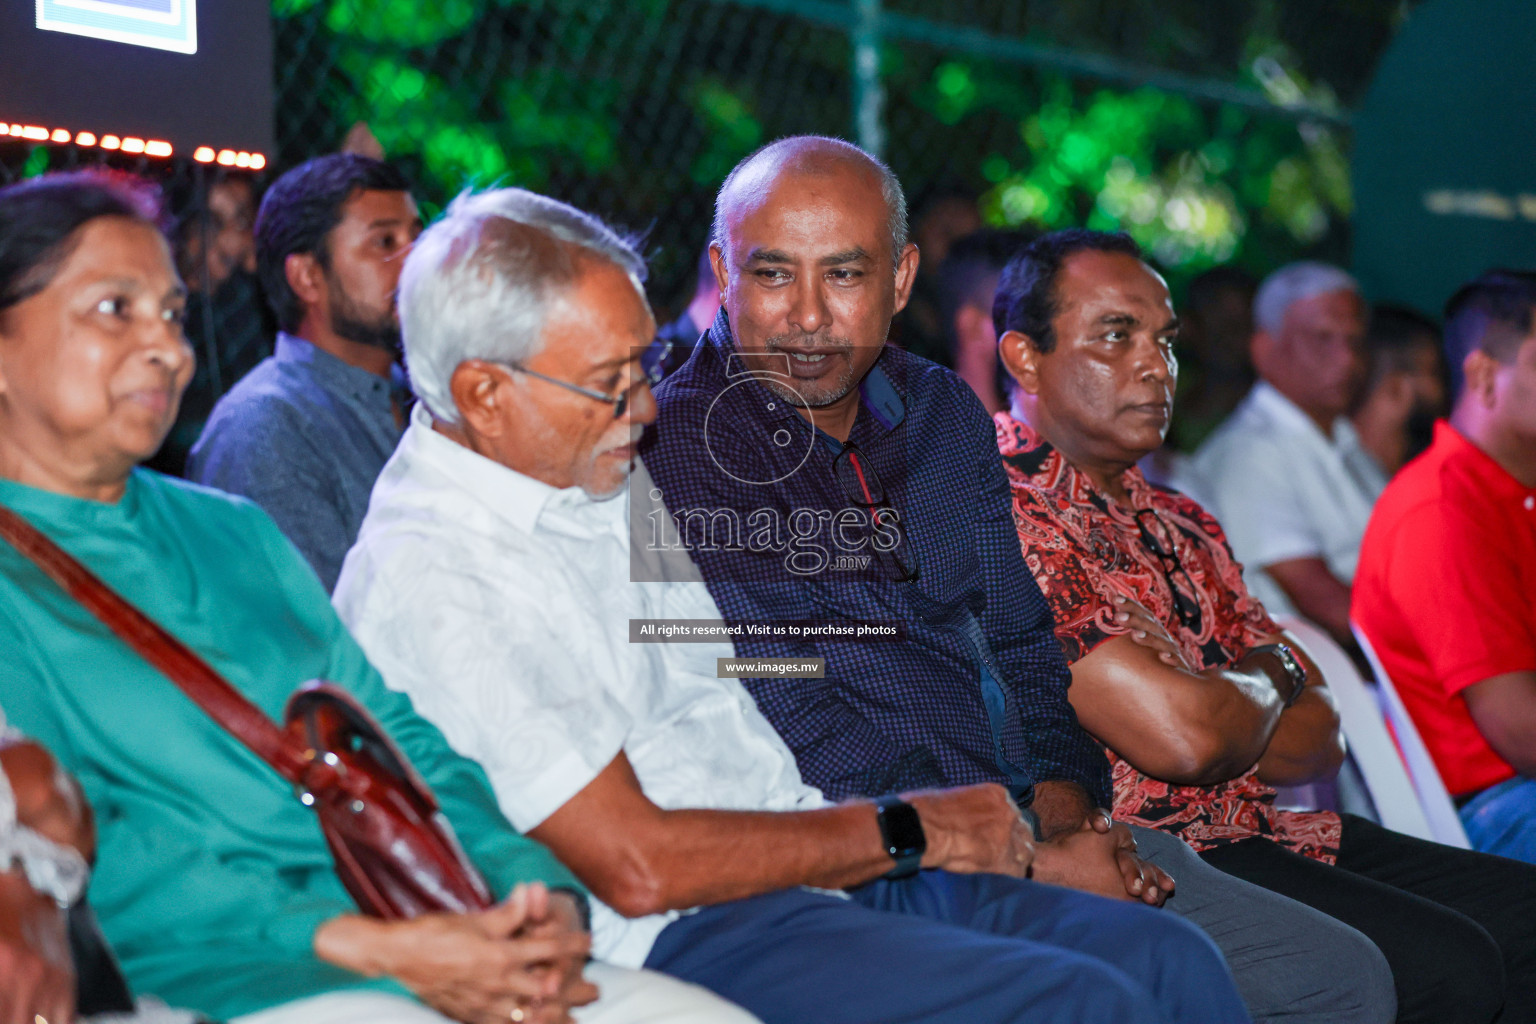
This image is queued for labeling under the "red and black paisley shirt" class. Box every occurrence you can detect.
[996,413,1341,862]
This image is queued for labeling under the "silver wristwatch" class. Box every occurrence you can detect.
[1254,642,1308,708]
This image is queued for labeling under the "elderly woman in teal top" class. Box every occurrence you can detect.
[0,175,754,1024]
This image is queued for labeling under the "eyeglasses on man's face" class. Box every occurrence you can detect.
[498,337,673,420]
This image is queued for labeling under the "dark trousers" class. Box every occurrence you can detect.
[1201,814,1536,1024]
[644,870,1251,1024]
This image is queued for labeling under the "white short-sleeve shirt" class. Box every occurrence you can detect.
[334,406,825,967]
[1191,381,1387,618]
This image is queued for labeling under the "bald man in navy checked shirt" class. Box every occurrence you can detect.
[641,135,1398,1024]
[646,310,1102,807]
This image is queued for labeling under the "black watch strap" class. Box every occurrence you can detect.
[875,795,927,879]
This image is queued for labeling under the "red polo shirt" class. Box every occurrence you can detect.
[1354,421,1536,797]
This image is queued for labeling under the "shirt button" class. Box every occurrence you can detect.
[1526,496,1534,511]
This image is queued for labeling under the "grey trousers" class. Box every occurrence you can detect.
[1132,825,1396,1024]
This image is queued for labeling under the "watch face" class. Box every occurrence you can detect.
[1277,644,1305,681]
[878,798,926,857]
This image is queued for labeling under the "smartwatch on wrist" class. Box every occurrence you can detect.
[874,795,926,879]
[1253,642,1308,707]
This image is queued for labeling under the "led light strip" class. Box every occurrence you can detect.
[191,146,267,169]
[0,119,266,170]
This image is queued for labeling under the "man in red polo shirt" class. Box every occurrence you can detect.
[1354,270,1536,863]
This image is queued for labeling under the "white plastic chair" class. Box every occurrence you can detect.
[1275,616,1468,847]
[1351,624,1472,849]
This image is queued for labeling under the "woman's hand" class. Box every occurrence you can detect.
[515,888,600,1018]
[0,869,75,1024]
[314,883,598,1024]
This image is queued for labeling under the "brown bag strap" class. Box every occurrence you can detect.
[0,503,313,783]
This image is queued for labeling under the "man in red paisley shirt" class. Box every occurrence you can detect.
[992,228,1536,1024]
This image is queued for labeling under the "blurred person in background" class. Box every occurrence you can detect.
[889,184,982,364]
[176,174,259,308]
[653,245,720,379]
[657,246,721,348]
[1355,271,1536,865]
[1166,266,1257,453]
[1349,305,1446,477]
[937,227,1034,413]
[1191,262,1380,648]
[1134,267,1257,498]
[913,185,984,270]
[339,121,386,161]
[149,171,272,476]
[189,154,417,592]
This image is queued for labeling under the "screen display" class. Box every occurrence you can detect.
[1,0,270,156]
[36,0,198,55]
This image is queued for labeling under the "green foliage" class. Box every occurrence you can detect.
[499,71,620,176]
[326,46,621,193]
[932,62,979,124]
[325,0,483,47]
[269,0,1382,303]
[905,57,1351,279]
[335,52,508,186]
[22,146,49,179]
[687,80,763,186]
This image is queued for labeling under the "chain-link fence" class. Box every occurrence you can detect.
[2,1,1407,316]
[265,0,1372,311]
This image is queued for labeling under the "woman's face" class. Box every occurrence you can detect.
[0,216,193,491]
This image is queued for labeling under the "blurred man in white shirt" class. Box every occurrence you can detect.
[1192,262,1382,646]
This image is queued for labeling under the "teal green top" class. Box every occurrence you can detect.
[0,470,581,1019]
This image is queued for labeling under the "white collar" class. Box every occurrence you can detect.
[1248,380,1356,448]
[393,403,612,538]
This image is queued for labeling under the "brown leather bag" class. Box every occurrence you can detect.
[0,504,493,919]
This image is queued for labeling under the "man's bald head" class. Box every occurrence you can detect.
[711,135,909,265]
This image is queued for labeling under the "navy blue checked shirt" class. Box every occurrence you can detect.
[640,312,1112,807]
